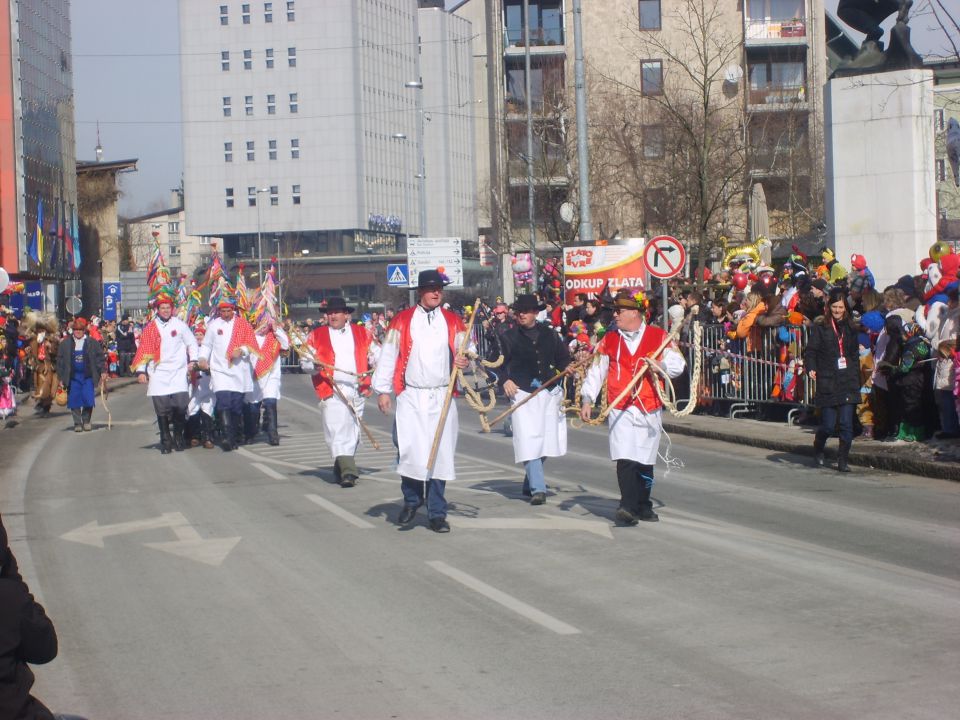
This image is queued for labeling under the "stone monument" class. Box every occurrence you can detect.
[825,2,933,289]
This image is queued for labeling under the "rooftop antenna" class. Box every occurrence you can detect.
[95,121,103,162]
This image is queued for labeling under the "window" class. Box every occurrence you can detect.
[168,221,180,234]
[504,55,565,111]
[265,48,274,68]
[290,138,300,159]
[267,94,276,114]
[221,51,230,71]
[643,125,664,159]
[641,60,663,95]
[748,58,806,104]
[242,4,250,23]
[219,5,228,25]
[503,0,563,46]
[638,0,660,30]
[248,187,257,206]
[934,109,945,132]
[264,2,273,22]
[169,245,181,257]
[226,187,235,208]
[937,159,947,183]
[268,139,277,160]
[289,93,298,113]
[244,95,253,116]
[287,1,295,21]
[287,47,297,67]
[222,96,232,117]
[246,141,255,161]
[224,142,233,162]
[243,49,252,70]
[269,185,279,206]
[292,184,301,205]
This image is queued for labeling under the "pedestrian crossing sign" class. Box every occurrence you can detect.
[387,263,409,287]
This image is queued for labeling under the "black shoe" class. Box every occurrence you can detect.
[637,508,660,522]
[615,508,639,526]
[429,517,451,533]
[340,475,358,488]
[397,504,420,525]
[530,492,546,506]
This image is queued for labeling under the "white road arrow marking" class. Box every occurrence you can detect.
[451,514,613,539]
[61,512,241,567]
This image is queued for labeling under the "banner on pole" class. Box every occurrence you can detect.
[562,241,646,304]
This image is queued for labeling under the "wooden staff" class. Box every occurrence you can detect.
[294,333,381,450]
[593,325,681,424]
[288,328,372,377]
[426,298,481,478]
[481,360,583,432]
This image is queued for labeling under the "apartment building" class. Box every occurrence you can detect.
[179,1,478,307]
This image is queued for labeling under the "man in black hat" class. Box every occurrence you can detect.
[302,297,380,487]
[372,268,471,533]
[499,294,572,505]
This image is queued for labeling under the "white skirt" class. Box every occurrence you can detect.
[395,386,458,481]
[511,387,567,463]
[321,385,365,458]
[607,406,663,465]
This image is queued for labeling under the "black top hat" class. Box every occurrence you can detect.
[321,297,355,313]
[417,268,451,289]
[511,294,546,313]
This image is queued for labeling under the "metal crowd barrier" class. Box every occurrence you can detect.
[684,321,815,424]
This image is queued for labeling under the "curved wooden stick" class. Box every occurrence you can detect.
[426,298,481,478]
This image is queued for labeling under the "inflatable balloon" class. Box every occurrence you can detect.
[929,241,953,263]
[732,271,748,290]
[0,267,9,293]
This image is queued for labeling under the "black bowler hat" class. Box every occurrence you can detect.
[320,297,355,313]
[512,294,546,313]
[417,268,451,289]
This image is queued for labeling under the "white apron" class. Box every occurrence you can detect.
[321,385,366,458]
[607,406,663,464]
[511,386,567,463]
[188,374,215,417]
[395,386,458,481]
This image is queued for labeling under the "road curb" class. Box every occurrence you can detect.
[662,420,960,483]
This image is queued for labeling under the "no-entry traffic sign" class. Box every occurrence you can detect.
[643,236,685,279]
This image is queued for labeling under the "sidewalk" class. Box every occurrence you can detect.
[662,413,960,482]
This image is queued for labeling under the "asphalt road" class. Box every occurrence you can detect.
[3,374,959,720]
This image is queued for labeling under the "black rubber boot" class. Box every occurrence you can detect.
[200,413,215,449]
[172,413,186,451]
[243,403,260,444]
[837,441,851,473]
[813,431,828,467]
[219,411,235,451]
[263,400,279,445]
[157,416,173,454]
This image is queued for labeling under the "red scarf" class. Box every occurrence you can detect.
[131,321,162,370]
[225,316,260,363]
[253,331,282,379]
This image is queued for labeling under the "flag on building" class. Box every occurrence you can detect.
[27,197,43,265]
[70,205,82,271]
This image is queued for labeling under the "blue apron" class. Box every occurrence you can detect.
[68,346,96,409]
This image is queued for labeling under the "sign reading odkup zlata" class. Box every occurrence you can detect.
[562,241,646,303]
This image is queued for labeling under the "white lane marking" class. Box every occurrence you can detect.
[305,494,375,529]
[453,514,613,539]
[426,561,581,635]
[235,447,312,470]
[251,462,287,480]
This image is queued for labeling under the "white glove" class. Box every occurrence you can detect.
[300,359,315,372]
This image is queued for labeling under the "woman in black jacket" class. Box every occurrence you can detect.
[0,515,58,720]
[804,288,861,472]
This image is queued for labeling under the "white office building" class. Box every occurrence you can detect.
[179,0,478,303]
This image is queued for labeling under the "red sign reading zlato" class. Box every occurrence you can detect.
[562,242,646,304]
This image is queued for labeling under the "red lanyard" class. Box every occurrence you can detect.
[831,317,844,355]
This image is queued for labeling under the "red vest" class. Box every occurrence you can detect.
[599,324,668,412]
[388,306,464,396]
[307,324,372,400]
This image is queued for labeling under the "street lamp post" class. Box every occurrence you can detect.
[255,186,269,282]
[273,235,282,313]
[391,132,415,305]
[404,80,426,238]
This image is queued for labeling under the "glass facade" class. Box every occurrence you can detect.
[16,0,78,279]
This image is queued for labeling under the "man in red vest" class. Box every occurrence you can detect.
[580,289,686,525]
[372,269,470,533]
[303,297,379,487]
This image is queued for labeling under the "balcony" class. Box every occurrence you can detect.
[745,17,808,44]
[504,26,565,52]
[747,85,808,109]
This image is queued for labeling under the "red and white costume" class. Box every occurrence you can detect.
[371,305,469,481]
[198,315,259,393]
[304,324,380,458]
[581,323,686,464]
[245,327,290,403]
[131,316,199,396]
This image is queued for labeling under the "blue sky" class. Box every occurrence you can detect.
[70,0,955,216]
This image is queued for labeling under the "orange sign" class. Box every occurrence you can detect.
[562,242,646,304]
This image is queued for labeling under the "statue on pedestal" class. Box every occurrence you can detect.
[833,0,924,78]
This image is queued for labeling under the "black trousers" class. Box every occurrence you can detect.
[616,460,655,515]
[151,392,189,417]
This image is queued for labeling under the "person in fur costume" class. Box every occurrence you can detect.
[22,313,60,417]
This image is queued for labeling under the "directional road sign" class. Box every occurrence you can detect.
[407,237,463,288]
[643,235,686,279]
[387,264,409,287]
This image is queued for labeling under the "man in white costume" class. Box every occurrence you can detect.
[580,290,686,525]
[132,292,199,453]
[498,293,572,505]
[244,318,290,445]
[373,269,471,533]
[186,320,216,449]
[302,297,380,487]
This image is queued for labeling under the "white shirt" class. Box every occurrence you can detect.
[144,316,198,396]
[199,316,254,393]
[373,306,467,395]
[329,326,359,386]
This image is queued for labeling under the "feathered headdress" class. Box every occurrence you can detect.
[250,263,280,331]
[146,238,175,306]
[235,264,250,312]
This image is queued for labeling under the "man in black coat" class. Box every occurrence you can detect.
[0,515,58,720]
[114,315,137,377]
